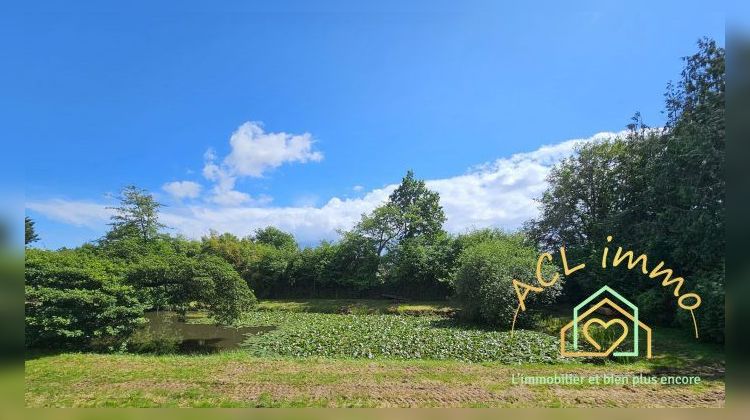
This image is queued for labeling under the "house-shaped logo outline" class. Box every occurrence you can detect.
[560,285,652,358]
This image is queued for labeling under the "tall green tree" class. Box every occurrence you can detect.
[106,186,166,243]
[649,38,725,276]
[526,39,725,341]
[356,170,446,255]
[25,216,39,245]
[354,170,450,298]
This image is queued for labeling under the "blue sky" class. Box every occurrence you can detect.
[8,1,724,249]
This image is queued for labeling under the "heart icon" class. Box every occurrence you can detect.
[581,318,629,356]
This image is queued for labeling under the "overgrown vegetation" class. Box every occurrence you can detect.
[237,311,565,363]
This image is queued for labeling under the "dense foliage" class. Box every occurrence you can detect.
[526,39,725,342]
[453,231,562,328]
[125,253,256,324]
[25,249,146,350]
[197,171,458,300]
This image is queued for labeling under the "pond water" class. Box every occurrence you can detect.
[141,311,275,353]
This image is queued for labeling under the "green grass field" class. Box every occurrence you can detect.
[25,299,724,407]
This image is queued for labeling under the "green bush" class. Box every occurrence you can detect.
[286,242,338,296]
[327,232,380,294]
[197,255,258,324]
[243,243,295,297]
[453,233,562,328]
[126,253,257,324]
[125,252,208,314]
[25,249,146,350]
[201,231,297,298]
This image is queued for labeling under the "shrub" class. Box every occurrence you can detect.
[126,253,257,324]
[25,249,146,350]
[453,233,562,328]
[125,252,208,314]
[197,255,257,324]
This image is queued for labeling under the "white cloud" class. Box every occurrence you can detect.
[162,181,202,199]
[202,122,323,205]
[26,131,624,245]
[353,185,364,192]
[159,186,393,243]
[224,121,323,177]
[26,199,112,229]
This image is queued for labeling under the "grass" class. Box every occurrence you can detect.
[25,353,724,407]
[25,298,725,407]
[255,298,456,316]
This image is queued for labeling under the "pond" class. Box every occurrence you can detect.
[138,311,275,353]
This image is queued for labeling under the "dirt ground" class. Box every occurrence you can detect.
[25,354,725,407]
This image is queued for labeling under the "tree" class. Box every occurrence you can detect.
[652,38,724,277]
[355,205,402,256]
[355,170,446,255]
[648,38,725,342]
[384,232,458,299]
[201,231,251,271]
[525,39,725,342]
[524,139,634,301]
[353,170,449,297]
[389,170,445,239]
[125,252,256,324]
[106,186,166,244]
[526,139,629,252]
[125,252,208,315]
[25,216,39,245]
[299,241,339,295]
[195,255,257,324]
[252,226,298,250]
[330,232,380,293]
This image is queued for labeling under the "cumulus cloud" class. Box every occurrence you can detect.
[162,181,202,199]
[26,131,623,245]
[224,122,323,177]
[202,122,323,205]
